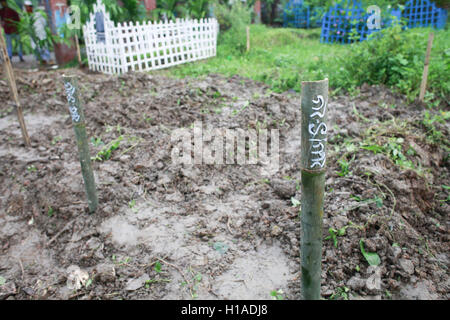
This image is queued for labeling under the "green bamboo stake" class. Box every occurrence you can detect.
[300,78,329,300]
[63,75,98,213]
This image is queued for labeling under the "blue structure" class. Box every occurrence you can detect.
[402,0,447,29]
[283,0,322,29]
[283,0,310,28]
[320,0,366,44]
[320,0,447,44]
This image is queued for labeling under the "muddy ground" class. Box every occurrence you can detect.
[0,68,448,300]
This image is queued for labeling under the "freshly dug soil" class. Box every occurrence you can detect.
[0,68,448,300]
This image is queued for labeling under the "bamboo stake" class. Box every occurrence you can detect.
[0,28,31,147]
[74,35,82,66]
[62,75,98,213]
[300,78,329,300]
[419,32,434,102]
[246,26,250,53]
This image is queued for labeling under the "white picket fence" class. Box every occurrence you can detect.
[83,1,218,75]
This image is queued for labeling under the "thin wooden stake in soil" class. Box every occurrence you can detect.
[0,27,31,147]
[246,26,250,52]
[75,35,82,66]
[62,75,98,213]
[300,78,328,300]
[419,32,434,102]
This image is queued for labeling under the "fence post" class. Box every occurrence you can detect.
[0,27,31,147]
[300,78,328,300]
[62,75,98,213]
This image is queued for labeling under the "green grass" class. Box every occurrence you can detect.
[162,24,449,101]
[164,25,349,93]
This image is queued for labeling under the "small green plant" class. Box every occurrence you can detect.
[27,165,37,172]
[337,154,354,177]
[85,278,93,289]
[154,261,162,273]
[360,239,381,266]
[91,137,104,147]
[325,226,347,248]
[422,110,450,146]
[330,286,349,300]
[128,199,138,213]
[47,206,54,217]
[270,289,284,300]
[191,271,203,299]
[51,136,62,145]
[92,136,123,161]
[290,197,301,208]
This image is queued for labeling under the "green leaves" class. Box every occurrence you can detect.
[270,289,284,300]
[154,261,162,273]
[290,197,301,208]
[0,276,6,286]
[360,239,381,266]
[92,135,123,161]
[325,226,347,248]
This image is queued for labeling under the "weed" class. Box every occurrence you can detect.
[360,239,381,266]
[47,206,54,217]
[325,226,348,248]
[270,289,284,300]
[330,286,349,300]
[290,197,300,208]
[51,136,62,145]
[91,137,104,147]
[128,199,138,213]
[92,136,123,161]
[154,261,162,273]
[26,165,37,173]
[337,154,354,177]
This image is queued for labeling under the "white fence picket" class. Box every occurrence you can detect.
[83,1,218,75]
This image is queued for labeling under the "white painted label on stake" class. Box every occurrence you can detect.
[309,95,327,169]
[64,82,81,123]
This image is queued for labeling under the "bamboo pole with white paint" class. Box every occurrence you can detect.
[0,27,31,147]
[300,78,328,300]
[419,32,434,102]
[62,75,98,213]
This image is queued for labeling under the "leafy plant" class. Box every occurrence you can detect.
[359,239,381,266]
[187,0,212,19]
[47,206,54,217]
[325,226,347,248]
[290,197,300,207]
[152,0,183,20]
[154,261,162,273]
[92,135,123,161]
[337,154,354,177]
[270,289,284,300]
[7,0,66,61]
[91,137,104,147]
[329,286,349,300]
[214,0,252,52]
[128,199,138,213]
[332,21,450,102]
[70,0,146,26]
